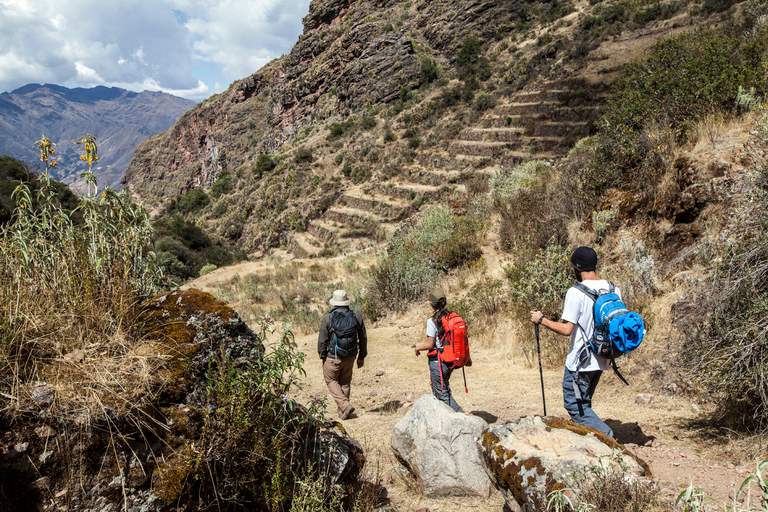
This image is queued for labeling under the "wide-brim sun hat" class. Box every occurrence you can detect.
[329,289,351,307]
[428,287,446,303]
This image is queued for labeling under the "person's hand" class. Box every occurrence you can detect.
[414,348,421,356]
[530,310,544,324]
[466,356,473,367]
[357,359,364,368]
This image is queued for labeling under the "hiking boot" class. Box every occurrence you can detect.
[340,405,355,420]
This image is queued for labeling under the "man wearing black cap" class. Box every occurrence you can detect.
[530,246,615,438]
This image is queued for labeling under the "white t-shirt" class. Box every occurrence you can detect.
[561,279,618,372]
[426,317,437,338]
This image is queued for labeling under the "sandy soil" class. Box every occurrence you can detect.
[186,251,763,512]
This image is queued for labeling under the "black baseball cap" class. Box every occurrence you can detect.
[571,246,597,272]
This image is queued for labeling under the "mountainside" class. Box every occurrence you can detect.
[0,84,195,193]
[124,0,733,255]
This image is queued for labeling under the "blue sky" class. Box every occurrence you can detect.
[0,0,312,102]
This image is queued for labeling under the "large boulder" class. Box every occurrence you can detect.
[391,394,493,498]
[478,416,652,512]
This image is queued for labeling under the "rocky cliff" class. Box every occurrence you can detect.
[123,0,729,254]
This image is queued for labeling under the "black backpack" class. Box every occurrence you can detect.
[329,309,359,359]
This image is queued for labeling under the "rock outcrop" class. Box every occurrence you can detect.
[391,394,493,498]
[0,289,364,512]
[478,416,652,512]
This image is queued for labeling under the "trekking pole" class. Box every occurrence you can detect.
[462,367,468,393]
[535,317,547,417]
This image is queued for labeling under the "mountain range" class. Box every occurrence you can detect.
[0,84,195,194]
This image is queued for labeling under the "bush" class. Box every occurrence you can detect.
[255,153,277,177]
[199,263,218,276]
[420,55,439,83]
[294,147,314,164]
[456,36,483,79]
[173,188,210,215]
[179,321,339,510]
[0,135,164,419]
[210,170,234,198]
[505,241,573,365]
[369,206,484,309]
[474,92,497,111]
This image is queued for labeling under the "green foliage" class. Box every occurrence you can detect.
[199,263,217,276]
[361,114,377,130]
[170,188,210,215]
[0,155,80,226]
[182,320,335,511]
[210,169,234,198]
[295,147,314,164]
[255,153,277,177]
[153,214,246,284]
[474,92,497,111]
[420,55,439,83]
[369,206,484,309]
[593,26,768,192]
[490,160,549,198]
[505,241,572,365]
[456,36,483,79]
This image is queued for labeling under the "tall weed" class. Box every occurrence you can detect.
[0,135,163,417]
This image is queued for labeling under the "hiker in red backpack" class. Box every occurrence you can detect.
[414,287,471,412]
[530,247,615,438]
[318,290,367,420]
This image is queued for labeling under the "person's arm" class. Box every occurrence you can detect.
[530,310,575,336]
[317,314,331,359]
[356,312,367,368]
[414,336,436,356]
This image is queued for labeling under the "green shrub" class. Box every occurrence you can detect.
[490,160,549,198]
[505,241,572,365]
[457,36,483,79]
[361,114,377,130]
[173,188,210,215]
[255,153,277,177]
[199,263,217,276]
[210,170,233,198]
[595,26,768,191]
[294,147,314,164]
[0,135,164,411]
[474,92,497,111]
[181,321,336,510]
[420,55,439,83]
[369,206,484,309]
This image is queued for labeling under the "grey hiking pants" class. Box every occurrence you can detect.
[562,367,613,438]
[429,357,463,412]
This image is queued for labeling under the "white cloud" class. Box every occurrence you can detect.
[0,0,311,101]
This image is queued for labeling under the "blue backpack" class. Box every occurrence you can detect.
[575,282,644,385]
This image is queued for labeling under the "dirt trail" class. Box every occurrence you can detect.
[186,257,760,512]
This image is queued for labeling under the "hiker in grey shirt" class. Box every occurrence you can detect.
[530,247,615,438]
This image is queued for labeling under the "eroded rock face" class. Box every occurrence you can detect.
[391,394,493,498]
[478,416,652,512]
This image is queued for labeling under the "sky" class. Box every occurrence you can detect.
[0,0,313,102]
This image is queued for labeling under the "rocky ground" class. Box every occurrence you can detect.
[188,253,764,512]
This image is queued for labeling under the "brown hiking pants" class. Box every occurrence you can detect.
[323,355,356,416]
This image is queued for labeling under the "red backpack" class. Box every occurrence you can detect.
[438,311,470,368]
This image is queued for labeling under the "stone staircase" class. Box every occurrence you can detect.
[288,79,610,259]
